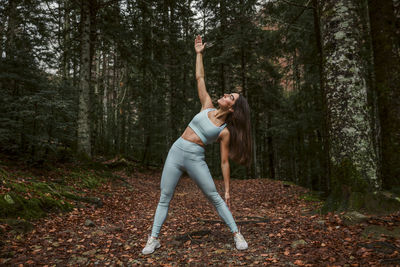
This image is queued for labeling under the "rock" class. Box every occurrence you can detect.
[128,259,142,265]
[224,243,232,249]
[95,254,106,260]
[291,239,307,248]
[85,219,96,227]
[4,194,14,204]
[214,249,228,254]
[69,256,88,265]
[106,225,123,233]
[170,240,181,246]
[82,249,97,256]
[31,245,42,250]
[361,225,400,240]
[1,258,12,265]
[92,230,106,236]
[340,211,368,226]
[0,219,34,234]
[358,240,397,254]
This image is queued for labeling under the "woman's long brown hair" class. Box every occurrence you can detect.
[225,95,252,167]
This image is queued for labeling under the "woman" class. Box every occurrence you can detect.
[142,35,252,255]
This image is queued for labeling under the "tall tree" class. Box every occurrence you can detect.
[77,0,92,157]
[368,0,400,189]
[320,0,379,208]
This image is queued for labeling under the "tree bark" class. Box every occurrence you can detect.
[62,0,70,79]
[77,0,92,158]
[312,0,330,194]
[5,0,17,60]
[320,0,379,194]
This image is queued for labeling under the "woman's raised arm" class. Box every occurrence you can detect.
[194,35,213,110]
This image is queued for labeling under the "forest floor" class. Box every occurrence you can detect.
[1,159,400,266]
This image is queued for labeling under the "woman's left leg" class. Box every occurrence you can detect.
[185,156,239,234]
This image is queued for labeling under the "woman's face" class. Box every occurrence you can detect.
[217,93,239,112]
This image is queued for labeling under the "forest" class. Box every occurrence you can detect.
[0,0,399,266]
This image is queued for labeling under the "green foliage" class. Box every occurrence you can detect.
[0,163,109,220]
[66,170,106,189]
[0,191,73,220]
[0,0,77,163]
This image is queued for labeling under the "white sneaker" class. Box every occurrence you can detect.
[234,232,248,250]
[142,235,161,255]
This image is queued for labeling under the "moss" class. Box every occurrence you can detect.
[65,169,106,189]
[323,188,400,215]
[8,182,29,193]
[348,191,365,210]
[363,192,400,214]
[0,192,45,219]
[0,189,73,220]
[323,156,374,213]
[82,175,101,188]
[0,160,110,222]
[299,191,322,202]
[282,180,297,186]
[0,218,34,234]
[389,187,400,196]
[0,167,10,180]
[332,157,369,191]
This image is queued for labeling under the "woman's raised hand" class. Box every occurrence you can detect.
[194,35,206,54]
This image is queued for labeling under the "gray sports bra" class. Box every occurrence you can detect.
[188,108,227,145]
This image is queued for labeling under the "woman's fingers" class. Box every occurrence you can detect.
[195,35,202,45]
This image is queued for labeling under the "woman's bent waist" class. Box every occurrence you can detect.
[173,136,205,154]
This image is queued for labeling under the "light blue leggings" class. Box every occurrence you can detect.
[150,137,239,238]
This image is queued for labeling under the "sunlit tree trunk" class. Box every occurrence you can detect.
[320,0,379,193]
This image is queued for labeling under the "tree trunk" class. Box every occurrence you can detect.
[219,0,227,95]
[0,4,4,60]
[368,0,400,189]
[5,0,17,60]
[62,0,70,79]
[312,0,330,194]
[320,0,379,209]
[266,114,275,179]
[77,0,92,158]
[102,49,109,152]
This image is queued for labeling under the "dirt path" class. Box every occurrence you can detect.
[1,170,399,266]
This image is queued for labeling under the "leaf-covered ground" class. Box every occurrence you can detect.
[1,165,400,266]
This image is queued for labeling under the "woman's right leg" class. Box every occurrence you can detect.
[150,145,184,238]
[184,155,239,234]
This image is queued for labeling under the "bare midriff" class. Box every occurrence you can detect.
[181,126,205,147]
